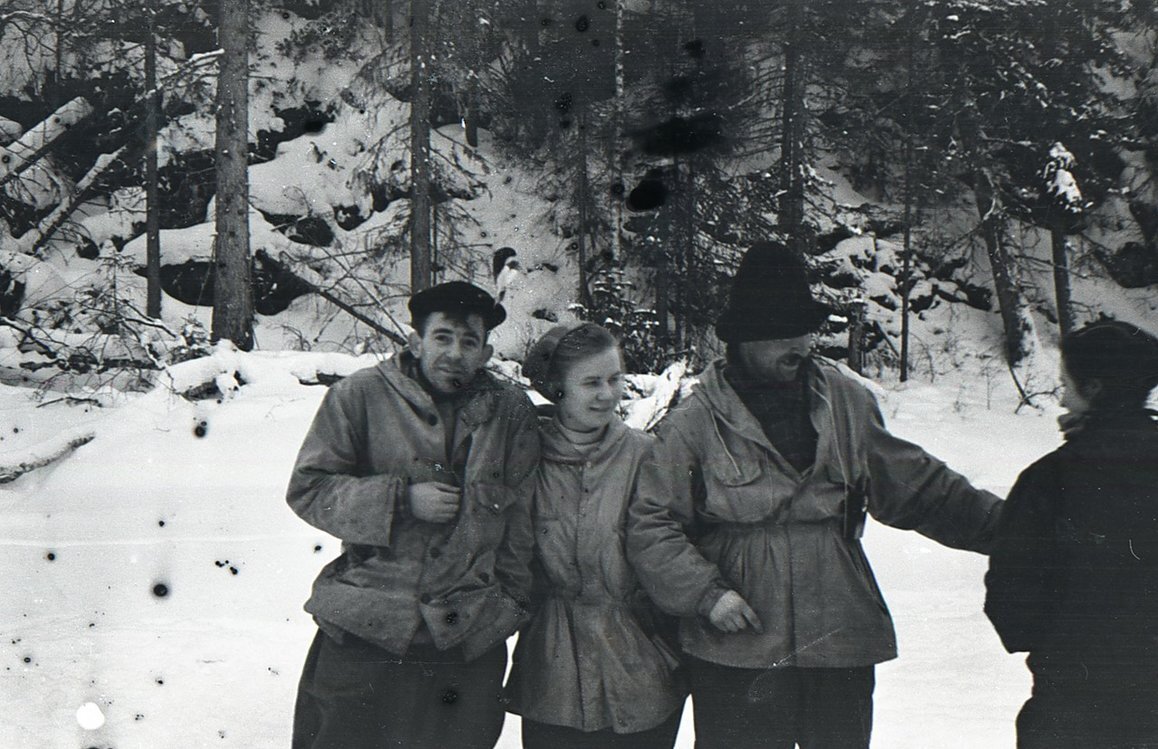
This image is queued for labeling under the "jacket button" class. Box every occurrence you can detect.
[480,572,491,583]
[429,547,442,559]
[445,611,459,626]
[427,413,438,426]
[420,593,432,604]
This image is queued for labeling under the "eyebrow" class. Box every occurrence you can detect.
[430,325,479,341]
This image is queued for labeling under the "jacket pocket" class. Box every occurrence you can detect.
[709,446,764,487]
[705,453,787,523]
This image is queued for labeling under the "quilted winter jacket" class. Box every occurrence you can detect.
[505,418,685,733]
[628,357,1002,669]
[286,353,540,661]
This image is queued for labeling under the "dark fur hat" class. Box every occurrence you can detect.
[715,241,831,343]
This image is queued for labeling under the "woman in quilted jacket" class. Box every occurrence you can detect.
[504,323,686,749]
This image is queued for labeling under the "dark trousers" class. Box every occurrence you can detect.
[687,657,874,749]
[292,629,508,749]
[522,705,684,749]
[1018,662,1158,749]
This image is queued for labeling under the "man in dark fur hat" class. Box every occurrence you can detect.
[287,281,539,749]
[628,241,1003,748]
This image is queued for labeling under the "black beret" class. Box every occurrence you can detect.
[408,281,506,330]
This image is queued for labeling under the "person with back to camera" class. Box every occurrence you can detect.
[985,320,1158,749]
[627,240,1004,748]
[504,322,687,749]
[286,281,540,749]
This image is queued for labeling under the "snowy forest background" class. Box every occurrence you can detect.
[0,0,1156,747]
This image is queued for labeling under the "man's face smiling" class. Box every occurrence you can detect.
[734,334,813,385]
[409,312,493,395]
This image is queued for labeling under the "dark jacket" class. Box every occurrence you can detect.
[984,410,1158,665]
[286,353,540,661]
[628,357,1003,669]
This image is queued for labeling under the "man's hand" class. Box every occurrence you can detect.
[408,482,461,523]
[708,590,763,634]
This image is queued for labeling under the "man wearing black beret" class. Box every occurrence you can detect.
[628,241,1003,748]
[287,281,539,748]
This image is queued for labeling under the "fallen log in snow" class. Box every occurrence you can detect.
[0,427,95,484]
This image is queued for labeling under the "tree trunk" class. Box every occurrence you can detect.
[576,107,590,305]
[145,2,162,319]
[1051,227,1075,337]
[899,142,913,381]
[608,0,626,263]
[778,0,806,253]
[674,158,696,350]
[464,72,479,148]
[654,241,669,347]
[409,0,433,292]
[211,0,254,350]
[974,168,1033,365]
[899,6,917,381]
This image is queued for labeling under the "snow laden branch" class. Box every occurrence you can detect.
[0,9,56,33]
[18,146,130,255]
[0,50,224,257]
[0,98,94,188]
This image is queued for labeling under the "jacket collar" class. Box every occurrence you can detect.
[378,351,502,427]
[540,415,629,466]
[694,357,843,481]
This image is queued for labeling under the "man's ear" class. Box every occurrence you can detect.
[481,342,494,364]
[408,331,424,358]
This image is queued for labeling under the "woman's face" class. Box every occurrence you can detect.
[1060,363,1094,416]
[556,347,624,433]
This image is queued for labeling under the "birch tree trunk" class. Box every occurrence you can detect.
[211,0,254,350]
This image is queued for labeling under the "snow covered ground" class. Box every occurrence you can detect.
[0,349,1068,748]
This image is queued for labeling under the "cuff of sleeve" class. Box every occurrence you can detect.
[696,583,730,618]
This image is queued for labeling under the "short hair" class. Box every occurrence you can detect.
[1061,320,1158,411]
[527,323,620,402]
